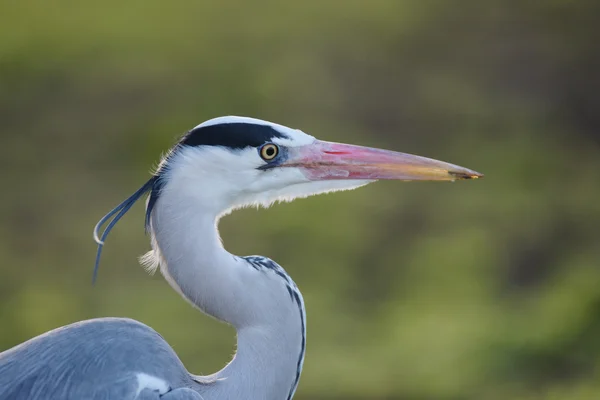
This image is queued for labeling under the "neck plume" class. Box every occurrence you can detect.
[144,175,306,400]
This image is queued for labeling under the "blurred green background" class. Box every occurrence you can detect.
[1,0,600,399]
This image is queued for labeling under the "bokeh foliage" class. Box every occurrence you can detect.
[1,1,600,399]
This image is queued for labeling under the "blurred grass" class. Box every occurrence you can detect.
[1,0,600,399]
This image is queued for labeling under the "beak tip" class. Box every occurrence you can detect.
[448,170,484,180]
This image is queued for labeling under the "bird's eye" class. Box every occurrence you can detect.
[259,143,279,161]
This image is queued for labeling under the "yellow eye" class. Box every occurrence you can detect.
[260,143,279,160]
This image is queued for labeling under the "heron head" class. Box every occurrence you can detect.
[152,116,482,215]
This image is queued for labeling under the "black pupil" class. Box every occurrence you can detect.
[265,146,275,157]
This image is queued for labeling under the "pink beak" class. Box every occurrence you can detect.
[282,140,483,181]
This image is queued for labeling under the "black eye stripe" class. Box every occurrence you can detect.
[180,123,288,149]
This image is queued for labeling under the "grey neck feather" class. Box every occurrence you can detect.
[147,183,305,400]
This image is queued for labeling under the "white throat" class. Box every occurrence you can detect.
[143,170,306,400]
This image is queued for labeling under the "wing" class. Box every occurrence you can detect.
[0,318,201,400]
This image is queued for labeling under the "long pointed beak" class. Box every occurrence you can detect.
[282,140,483,181]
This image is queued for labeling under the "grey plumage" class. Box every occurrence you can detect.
[0,318,204,399]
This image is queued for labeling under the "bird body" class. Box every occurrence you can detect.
[0,116,482,399]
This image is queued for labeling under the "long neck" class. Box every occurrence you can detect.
[148,186,305,400]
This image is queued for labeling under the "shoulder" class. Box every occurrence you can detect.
[1,318,164,360]
[45,317,161,341]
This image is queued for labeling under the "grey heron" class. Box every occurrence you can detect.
[0,116,482,399]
